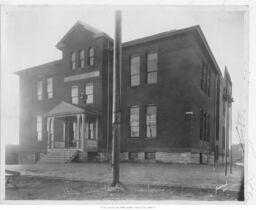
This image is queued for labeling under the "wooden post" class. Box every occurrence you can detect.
[51,118,55,149]
[112,10,122,187]
[81,114,85,150]
[47,117,50,149]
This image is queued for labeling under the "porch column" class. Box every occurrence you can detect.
[81,114,85,150]
[51,117,55,148]
[46,117,50,149]
[96,117,99,140]
[76,114,80,149]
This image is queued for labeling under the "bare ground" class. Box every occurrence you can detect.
[6,176,240,201]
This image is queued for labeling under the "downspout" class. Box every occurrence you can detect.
[106,40,110,161]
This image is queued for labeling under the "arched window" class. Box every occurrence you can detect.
[88,47,94,66]
[71,51,76,70]
[78,50,85,68]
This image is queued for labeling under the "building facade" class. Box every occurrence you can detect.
[16,21,232,164]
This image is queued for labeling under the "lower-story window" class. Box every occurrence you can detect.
[129,106,140,137]
[36,115,42,141]
[146,105,157,138]
[89,122,94,139]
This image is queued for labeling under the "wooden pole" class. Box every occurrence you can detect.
[112,10,122,187]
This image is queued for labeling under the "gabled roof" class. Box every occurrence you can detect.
[45,101,98,117]
[122,25,222,76]
[15,60,62,75]
[56,21,113,49]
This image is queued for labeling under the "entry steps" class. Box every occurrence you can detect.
[38,149,79,163]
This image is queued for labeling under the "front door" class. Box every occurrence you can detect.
[66,121,77,148]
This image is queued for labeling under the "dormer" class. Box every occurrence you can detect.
[57,21,113,75]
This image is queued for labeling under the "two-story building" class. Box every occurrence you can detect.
[16,21,232,164]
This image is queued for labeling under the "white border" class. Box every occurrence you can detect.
[0,0,255,207]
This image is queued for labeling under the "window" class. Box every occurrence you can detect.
[204,65,208,93]
[207,114,210,141]
[130,56,140,86]
[78,50,85,68]
[208,71,211,96]
[37,80,43,100]
[201,61,204,90]
[36,115,42,141]
[147,52,158,84]
[200,108,204,140]
[203,112,207,141]
[130,106,140,137]
[146,105,157,138]
[47,77,53,99]
[71,51,76,70]
[85,83,93,104]
[89,122,94,139]
[71,86,78,104]
[88,47,94,66]
[145,152,156,160]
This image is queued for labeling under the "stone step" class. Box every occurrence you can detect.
[38,149,78,163]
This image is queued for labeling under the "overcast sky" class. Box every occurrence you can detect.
[1,5,248,145]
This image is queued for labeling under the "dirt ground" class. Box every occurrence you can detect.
[6,176,240,201]
[6,162,243,192]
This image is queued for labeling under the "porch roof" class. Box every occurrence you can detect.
[45,101,99,117]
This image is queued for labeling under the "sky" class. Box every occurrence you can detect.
[1,5,248,145]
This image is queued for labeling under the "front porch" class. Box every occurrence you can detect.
[45,101,99,152]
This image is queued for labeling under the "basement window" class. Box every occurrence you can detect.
[145,152,155,160]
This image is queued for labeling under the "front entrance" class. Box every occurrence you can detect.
[66,120,77,148]
[45,101,99,151]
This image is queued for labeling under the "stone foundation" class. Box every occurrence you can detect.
[74,151,215,165]
[19,151,37,164]
[120,152,129,161]
[77,151,88,162]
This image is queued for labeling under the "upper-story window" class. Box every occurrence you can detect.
[71,86,78,104]
[36,115,42,141]
[88,47,94,66]
[201,61,211,97]
[130,56,140,87]
[37,80,43,100]
[201,61,205,90]
[78,49,85,69]
[85,83,93,104]
[146,105,157,138]
[147,52,158,84]
[47,77,53,99]
[207,71,211,96]
[130,105,140,137]
[71,51,76,70]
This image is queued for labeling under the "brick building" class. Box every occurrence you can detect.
[16,21,232,164]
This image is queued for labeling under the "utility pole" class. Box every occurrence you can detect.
[111,10,122,187]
